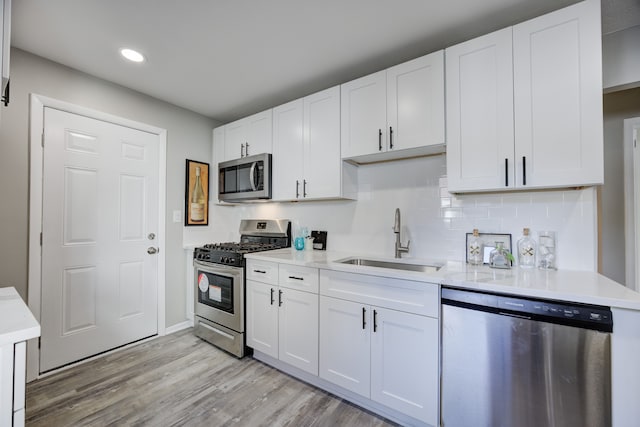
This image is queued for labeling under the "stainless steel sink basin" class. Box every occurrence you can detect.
[337,257,443,273]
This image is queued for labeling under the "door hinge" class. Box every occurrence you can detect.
[634,137,637,148]
[38,337,41,349]
[41,132,45,147]
[40,232,43,246]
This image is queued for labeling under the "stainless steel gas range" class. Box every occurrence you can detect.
[193,219,290,357]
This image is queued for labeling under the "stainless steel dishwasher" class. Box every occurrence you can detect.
[441,287,613,427]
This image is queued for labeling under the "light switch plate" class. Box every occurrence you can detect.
[173,210,182,223]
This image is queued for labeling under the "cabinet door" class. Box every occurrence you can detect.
[303,86,341,199]
[245,109,273,156]
[446,27,515,192]
[370,308,439,425]
[387,50,445,152]
[224,118,246,161]
[246,280,278,358]
[212,126,225,203]
[513,0,602,188]
[272,99,304,200]
[0,343,12,426]
[319,296,371,397]
[340,70,386,159]
[278,288,319,375]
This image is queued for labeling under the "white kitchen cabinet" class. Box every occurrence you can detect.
[0,0,11,112]
[318,270,439,425]
[445,28,515,192]
[446,0,603,193]
[223,108,273,161]
[1,342,28,427]
[272,86,357,201]
[319,296,371,396]
[341,50,445,164]
[512,0,603,189]
[211,126,225,204]
[246,261,319,375]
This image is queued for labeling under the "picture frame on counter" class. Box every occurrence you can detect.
[466,232,512,265]
[185,159,209,226]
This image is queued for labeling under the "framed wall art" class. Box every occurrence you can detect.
[185,159,209,226]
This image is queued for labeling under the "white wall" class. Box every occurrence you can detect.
[0,48,218,327]
[603,25,640,92]
[197,155,597,271]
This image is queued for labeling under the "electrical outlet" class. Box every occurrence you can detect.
[173,210,182,223]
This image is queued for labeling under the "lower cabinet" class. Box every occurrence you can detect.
[1,341,27,427]
[319,296,438,424]
[246,264,319,376]
[246,261,439,426]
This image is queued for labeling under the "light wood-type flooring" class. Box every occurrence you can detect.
[26,328,398,426]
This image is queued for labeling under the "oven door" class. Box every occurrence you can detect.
[194,260,244,333]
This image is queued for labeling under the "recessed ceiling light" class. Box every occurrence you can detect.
[120,48,145,63]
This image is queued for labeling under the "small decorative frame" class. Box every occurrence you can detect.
[466,232,513,265]
[185,159,209,226]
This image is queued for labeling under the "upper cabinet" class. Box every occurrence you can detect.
[223,109,272,161]
[1,0,11,110]
[272,86,357,201]
[446,0,603,193]
[341,50,445,164]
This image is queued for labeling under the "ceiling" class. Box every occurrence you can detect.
[11,0,640,123]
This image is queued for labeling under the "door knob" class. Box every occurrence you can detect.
[147,247,159,254]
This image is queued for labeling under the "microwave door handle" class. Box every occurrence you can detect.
[249,161,258,191]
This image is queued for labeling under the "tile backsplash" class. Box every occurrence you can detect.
[195,155,596,271]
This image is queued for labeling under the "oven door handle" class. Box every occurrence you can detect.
[249,161,258,191]
[194,261,243,281]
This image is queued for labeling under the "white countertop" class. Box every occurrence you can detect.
[0,287,41,347]
[245,248,640,310]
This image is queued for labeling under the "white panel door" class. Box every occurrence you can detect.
[278,288,318,375]
[246,280,278,358]
[387,50,445,152]
[272,99,304,201]
[340,70,386,158]
[303,86,341,199]
[370,307,439,425]
[319,296,370,397]
[513,0,603,188]
[40,107,159,372]
[446,27,515,192]
[224,118,246,161]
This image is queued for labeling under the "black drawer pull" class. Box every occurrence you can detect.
[362,307,366,329]
[288,276,304,281]
[253,269,266,274]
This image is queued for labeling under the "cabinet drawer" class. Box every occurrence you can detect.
[319,269,439,317]
[279,264,319,293]
[246,260,278,285]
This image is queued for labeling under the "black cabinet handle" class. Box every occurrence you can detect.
[373,310,378,332]
[303,180,307,197]
[1,80,9,107]
[288,276,304,281]
[295,180,299,198]
[270,288,275,305]
[362,307,366,329]
[505,158,509,187]
[378,129,382,151]
[278,289,283,307]
[253,269,266,274]
[389,127,394,149]
[522,156,527,186]
[245,142,250,156]
[241,143,245,158]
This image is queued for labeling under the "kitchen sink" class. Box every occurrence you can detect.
[336,257,443,273]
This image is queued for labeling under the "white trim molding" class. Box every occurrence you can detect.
[27,94,168,381]
[624,117,640,291]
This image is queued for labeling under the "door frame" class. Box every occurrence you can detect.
[27,94,167,380]
[624,117,640,291]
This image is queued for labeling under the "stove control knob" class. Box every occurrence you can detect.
[230,258,236,264]
[219,256,224,263]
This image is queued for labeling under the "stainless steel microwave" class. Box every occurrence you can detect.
[218,153,272,202]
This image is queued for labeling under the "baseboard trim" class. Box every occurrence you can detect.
[165,320,193,335]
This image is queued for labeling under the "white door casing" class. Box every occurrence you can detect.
[28,94,166,379]
[624,117,640,291]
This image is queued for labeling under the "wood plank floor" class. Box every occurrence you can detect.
[26,328,398,426]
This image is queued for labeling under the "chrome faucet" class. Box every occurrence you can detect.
[393,208,410,258]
